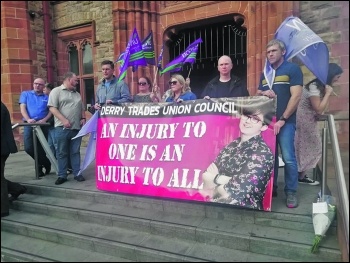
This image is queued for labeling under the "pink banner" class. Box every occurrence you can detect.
[96,97,276,211]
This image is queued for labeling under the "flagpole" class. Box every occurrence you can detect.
[153,66,158,85]
[187,67,192,79]
[132,70,134,94]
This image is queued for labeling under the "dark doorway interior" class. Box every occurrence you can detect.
[167,16,247,98]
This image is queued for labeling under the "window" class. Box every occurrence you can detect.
[55,22,97,110]
[67,40,94,108]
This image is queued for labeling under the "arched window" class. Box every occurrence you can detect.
[55,22,98,111]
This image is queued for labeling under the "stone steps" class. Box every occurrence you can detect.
[1,184,342,262]
[1,232,132,262]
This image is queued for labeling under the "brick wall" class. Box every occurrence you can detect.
[299,1,349,145]
[1,1,33,149]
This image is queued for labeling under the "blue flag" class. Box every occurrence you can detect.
[264,16,329,88]
[160,38,202,75]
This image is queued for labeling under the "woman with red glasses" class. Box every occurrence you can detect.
[133,77,161,103]
[165,74,197,102]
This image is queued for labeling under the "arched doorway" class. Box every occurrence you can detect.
[166,14,247,98]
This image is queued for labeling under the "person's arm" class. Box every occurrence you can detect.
[310,85,333,114]
[49,107,71,128]
[216,146,274,205]
[150,84,162,102]
[256,73,276,98]
[116,82,132,104]
[19,104,36,123]
[94,87,102,110]
[273,84,302,135]
[37,111,53,124]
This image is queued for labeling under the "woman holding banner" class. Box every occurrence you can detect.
[165,74,196,102]
[295,63,343,185]
[201,101,275,210]
[133,76,161,103]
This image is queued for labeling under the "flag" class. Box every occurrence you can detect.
[117,28,147,82]
[142,31,156,65]
[72,111,99,175]
[116,52,125,64]
[264,16,329,88]
[160,38,202,75]
[157,43,164,70]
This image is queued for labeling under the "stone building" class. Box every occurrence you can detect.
[1,1,348,149]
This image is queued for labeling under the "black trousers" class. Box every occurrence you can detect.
[1,155,9,215]
[1,154,27,216]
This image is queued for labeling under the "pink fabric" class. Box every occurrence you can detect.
[95,102,276,211]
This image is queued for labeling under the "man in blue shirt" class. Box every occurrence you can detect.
[257,39,303,208]
[93,60,132,111]
[19,78,52,177]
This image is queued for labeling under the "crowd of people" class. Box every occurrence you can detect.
[1,38,343,217]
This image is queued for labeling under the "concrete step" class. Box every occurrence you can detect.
[2,185,342,262]
[2,210,297,262]
[1,232,132,262]
[22,184,338,234]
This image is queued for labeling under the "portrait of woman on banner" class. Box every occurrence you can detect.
[201,99,275,210]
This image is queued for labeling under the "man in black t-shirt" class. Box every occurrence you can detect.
[201,55,249,99]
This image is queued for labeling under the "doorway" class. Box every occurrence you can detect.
[167,15,247,98]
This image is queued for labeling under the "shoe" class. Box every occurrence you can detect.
[44,163,51,175]
[286,193,298,208]
[55,177,67,185]
[67,168,73,175]
[298,176,320,186]
[74,175,85,182]
[1,212,9,217]
[272,190,278,197]
[10,186,27,200]
[38,167,45,177]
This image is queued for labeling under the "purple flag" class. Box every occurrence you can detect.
[142,31,156,65]
[160,38,202,75]
[72,111,99,175]
[117,28,147,82]
[264,16,329,88]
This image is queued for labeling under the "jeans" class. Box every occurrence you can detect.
[273,122,298,195]
[55,127,82,178]
[23,125,51,169]
[47,127,57,158]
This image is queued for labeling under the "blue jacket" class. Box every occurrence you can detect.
[95,76,132,105]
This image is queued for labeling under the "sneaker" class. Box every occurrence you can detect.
[67,168,73,175]
[298,176,320,186]
[74,175,85,182]
[55,177,67,185]
[286,193,298,208]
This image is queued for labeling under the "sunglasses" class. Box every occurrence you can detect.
[168,81,178,85]
[138,82,148,86]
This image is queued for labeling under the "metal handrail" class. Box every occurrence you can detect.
[317,114,349,256]
[12,122,58,179]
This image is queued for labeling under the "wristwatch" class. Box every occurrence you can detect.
[279,116,288,122]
